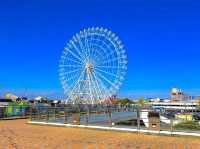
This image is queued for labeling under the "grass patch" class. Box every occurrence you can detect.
[174,121,200,130]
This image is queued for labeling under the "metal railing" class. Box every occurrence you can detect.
[29,104,200,135]
[30,105,137,124]
[0,105,31,119]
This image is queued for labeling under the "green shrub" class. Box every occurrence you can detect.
[116,98,135,105]
[174,121,200,130]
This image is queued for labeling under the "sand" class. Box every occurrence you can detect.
[0,119,200,149]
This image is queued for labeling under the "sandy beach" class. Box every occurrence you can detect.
[0,119,200,149]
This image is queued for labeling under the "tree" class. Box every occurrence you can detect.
[196,97,200,109]
[116,98,134,105]
[137,97,145,105]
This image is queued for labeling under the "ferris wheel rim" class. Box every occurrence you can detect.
[59,27,128,104]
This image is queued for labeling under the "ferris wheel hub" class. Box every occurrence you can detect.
[85,63,93,74]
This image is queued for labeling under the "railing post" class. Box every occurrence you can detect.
[64,107,67,124]
[37,107,40,120]
[170,118,173,135]
[54,107,56,120]
[30,106,32,121]
[22,106,25,117]
[108,108,112,126]
[86,107,89,125]
[137,106,140,132]
[46,107,49,123]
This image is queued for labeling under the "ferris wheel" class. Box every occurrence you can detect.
[59,27,128,104]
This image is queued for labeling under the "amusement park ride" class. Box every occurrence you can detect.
[59,27,128,104]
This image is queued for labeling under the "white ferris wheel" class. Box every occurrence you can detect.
[59,27,128,104]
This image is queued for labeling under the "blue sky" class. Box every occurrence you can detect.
[0,0,200,98]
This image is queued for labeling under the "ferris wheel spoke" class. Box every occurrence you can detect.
[84,33,90,59]
[61,73,79,85]
[95,70,118,91]
[88,73,99,103]
[90,46,105,65]
[91,72,106,100]
[87,38,92,60]
[65,57,83,65]
[88,74,98,100]
[90,39,113,64]
[95,65,120,69]
[78,37,88,60]
[93,71,109,98]
[90,73,103,101]
[60,68,80,76]
[94,67,119,78]
[97,57,125,66]
[89,33,100,60]
[97,37,115,58]
[99,48,121,64]
[87,71,94,103]
[60,73,81,83]
[90,43,109,64]
[68,68,86,100]
[64,47,83,62]
[59,64,82,68]
[88,34,93,59]
[70,41,86,61]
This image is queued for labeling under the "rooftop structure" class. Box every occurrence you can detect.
[171,88,188,102]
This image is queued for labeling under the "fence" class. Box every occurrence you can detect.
[29,104,200,135]
[1,103,200,135]
[30,104,137,125]
[0,105,31,119]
